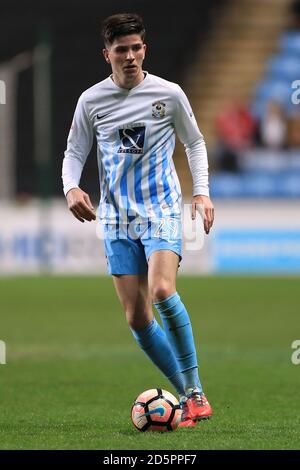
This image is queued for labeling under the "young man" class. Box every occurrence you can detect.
[62,13,214,427]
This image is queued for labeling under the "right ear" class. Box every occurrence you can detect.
[102,48,110,63]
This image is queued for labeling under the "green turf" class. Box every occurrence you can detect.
[0,276,299,450]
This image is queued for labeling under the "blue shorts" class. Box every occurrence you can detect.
[103,216,182,275]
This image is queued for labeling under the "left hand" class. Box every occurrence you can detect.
[191,195,214,235]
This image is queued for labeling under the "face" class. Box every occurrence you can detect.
[103,34,146,89]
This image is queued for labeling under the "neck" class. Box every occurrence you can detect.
[112,70,145,90]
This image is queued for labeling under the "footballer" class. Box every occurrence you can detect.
[62,13,214,427]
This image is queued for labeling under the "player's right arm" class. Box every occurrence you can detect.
[66,188,95,223]
[62,94,96,223]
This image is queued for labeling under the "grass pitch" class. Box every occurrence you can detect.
[0,276,299,450]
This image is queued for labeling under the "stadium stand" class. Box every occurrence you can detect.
[175,0,292,195]
[0,0,224,200]
[1,0,299,199]
[176,0,300,198]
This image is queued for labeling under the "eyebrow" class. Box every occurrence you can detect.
[113,43,143,51]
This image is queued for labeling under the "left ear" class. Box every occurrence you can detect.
[102,48,110,63]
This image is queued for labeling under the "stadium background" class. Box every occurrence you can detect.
[0,0,300,451]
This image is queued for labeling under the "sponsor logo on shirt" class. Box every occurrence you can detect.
[118,125,145,154]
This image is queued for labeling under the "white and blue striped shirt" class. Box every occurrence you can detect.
[62,72,209,222]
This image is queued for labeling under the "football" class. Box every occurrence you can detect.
[131,388,182,432]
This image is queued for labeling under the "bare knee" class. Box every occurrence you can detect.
[150,282,175,303]
[125,307,153,331]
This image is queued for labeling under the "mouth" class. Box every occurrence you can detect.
[124,65,137,71]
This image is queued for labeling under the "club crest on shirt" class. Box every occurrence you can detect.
[152,100,166,118]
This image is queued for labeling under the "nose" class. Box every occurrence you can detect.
[126,48,134,61]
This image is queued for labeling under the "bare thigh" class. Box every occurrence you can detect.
[148,250,180,302]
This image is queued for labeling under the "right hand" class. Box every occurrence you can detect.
[66,188,96,223]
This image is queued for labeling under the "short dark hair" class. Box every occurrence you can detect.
[101,13,145,47]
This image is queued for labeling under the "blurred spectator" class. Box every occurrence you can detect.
[290,0,300,29]
[287,109,300,147]
[215,100,257,171]
[260,101,287,150]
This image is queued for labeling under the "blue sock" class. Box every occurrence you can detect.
[131,318,185,395]
[154,292,203,394]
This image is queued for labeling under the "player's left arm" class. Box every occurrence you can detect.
[173,85,214,234]
[191,194,214,235]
